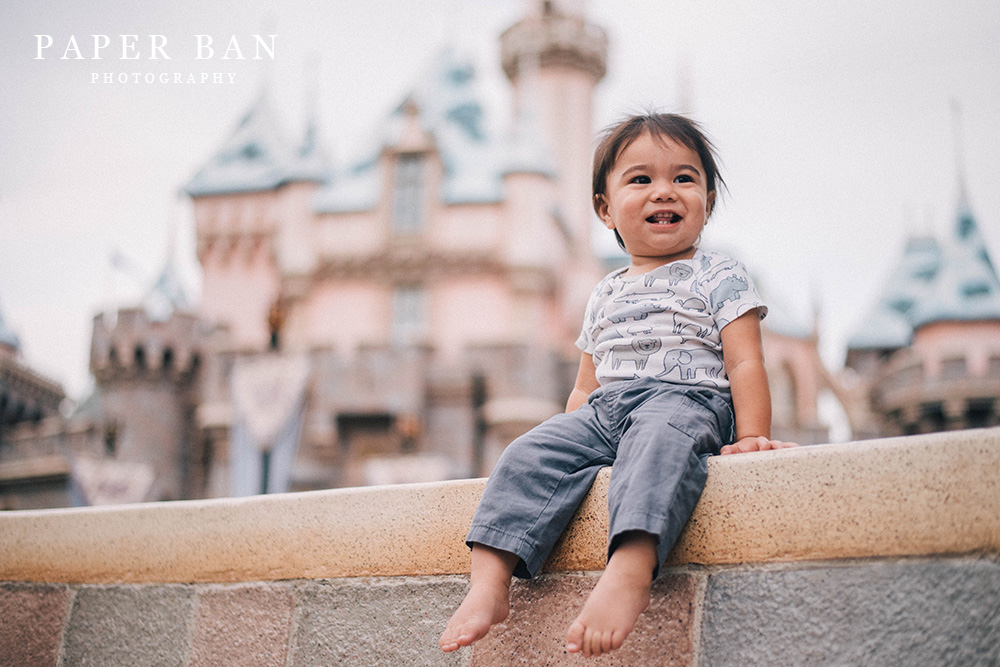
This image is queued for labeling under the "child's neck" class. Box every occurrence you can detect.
[624,245,699,276]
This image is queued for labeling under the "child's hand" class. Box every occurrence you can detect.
[720,436,798,455]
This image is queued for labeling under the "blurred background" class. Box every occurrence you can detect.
[2,0,998,508]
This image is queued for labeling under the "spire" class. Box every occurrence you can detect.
[287,53,332,183]
[184,86,300,196]
[908,104,1000,327]
[849,107,1000,348]
[952,99,971,217]
[143,198,193,322]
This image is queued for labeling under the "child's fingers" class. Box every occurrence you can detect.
[770,439,799,449]
[720,437,799,455]
[721,437,759,454]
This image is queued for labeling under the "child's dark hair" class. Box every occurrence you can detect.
[592,113,724,250]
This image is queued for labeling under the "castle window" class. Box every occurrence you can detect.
[393,285,427,344]
[134,345,147,369]
[162,348,174,370]
[392,153,426,234]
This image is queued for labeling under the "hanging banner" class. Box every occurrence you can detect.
[229,354,311,496]
[71,455,155,506]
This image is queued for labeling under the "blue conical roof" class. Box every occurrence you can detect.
[143,256,192,322]
[848,236,940,350]
[849,196,1000,351]
[910,197,1000,327]
[315,47,505,213]
[186,89,331,196]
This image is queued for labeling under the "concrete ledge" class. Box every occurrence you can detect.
[0,428,998,584]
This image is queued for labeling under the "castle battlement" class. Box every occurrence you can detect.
[90,308,206,381]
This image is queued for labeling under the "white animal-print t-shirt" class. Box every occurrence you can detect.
[576,249,767,389]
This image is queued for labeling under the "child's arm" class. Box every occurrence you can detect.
[718,310,797,455]
[565,353,600,413]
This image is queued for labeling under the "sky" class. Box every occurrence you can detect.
[2,0,999,403]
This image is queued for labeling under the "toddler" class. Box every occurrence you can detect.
[439,113,795,658]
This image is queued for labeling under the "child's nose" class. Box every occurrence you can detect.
[651,179,675,200]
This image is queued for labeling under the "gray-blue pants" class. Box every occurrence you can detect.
[466,377,735,579]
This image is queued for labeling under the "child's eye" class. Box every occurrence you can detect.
[675,174,694,183]
[629,175,651,184]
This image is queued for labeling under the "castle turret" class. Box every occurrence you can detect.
[845,120,1000,436]
[500,0,608,254]
[88,252,211,500]
[186,86,330,351]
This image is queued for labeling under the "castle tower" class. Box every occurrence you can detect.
[500,0,608,255]
[88,258,210,501]
[186,88,330,352]
[845,115,1000,436]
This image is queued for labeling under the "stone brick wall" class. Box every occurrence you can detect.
[2,428,998,666]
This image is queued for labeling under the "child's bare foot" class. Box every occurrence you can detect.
[439,544,519,652]
[439,579,510,652]
[565,533,657,657]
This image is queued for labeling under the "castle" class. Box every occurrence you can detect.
[843,171,1000,436]
[8,1,992,510]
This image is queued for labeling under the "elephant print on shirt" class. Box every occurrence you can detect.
[657,347,724,384]
[577,250,765,388]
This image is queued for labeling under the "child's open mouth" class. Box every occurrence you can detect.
[646,212,681,225]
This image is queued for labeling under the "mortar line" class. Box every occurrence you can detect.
[284,580,303,667]
[183,583,200,667]
[688,568,709,667]
[54,584,76,667]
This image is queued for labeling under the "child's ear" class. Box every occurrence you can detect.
[706,190,717,217]
[594,194,614,228]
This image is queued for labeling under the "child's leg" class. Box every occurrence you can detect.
[465,405,615,578]
[606,386,728,571]
[566,384,731,656]
[565,530,657,657]
[442,400,616,652]
[439,544,519,652]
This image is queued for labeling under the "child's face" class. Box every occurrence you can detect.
[595,131,716,268]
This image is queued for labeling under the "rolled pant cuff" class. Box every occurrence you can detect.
[466,524,546,579]
[608,511,675,578]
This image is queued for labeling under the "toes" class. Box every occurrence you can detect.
[565,620,584,653]
[588,629,610,657]
[600,630,614,655]
[439,622,474,652]
[438,627,461,652]
[583,628,598,658]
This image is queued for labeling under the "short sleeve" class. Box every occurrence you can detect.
[576,289,599,354]
[710,261,768,330]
